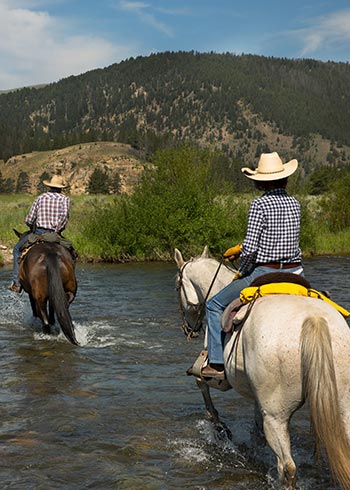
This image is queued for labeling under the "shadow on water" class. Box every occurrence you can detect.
[0,257,349,489]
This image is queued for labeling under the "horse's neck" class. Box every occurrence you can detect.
[190,258,233,300]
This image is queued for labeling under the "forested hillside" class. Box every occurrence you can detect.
[1,51,350,185]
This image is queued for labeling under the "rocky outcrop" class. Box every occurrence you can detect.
[0,141,146,195]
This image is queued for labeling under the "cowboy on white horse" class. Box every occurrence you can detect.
[202,151,303,379]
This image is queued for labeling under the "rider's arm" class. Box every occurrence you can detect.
[56,196,70,232]
[25,198,39,230]
[239,200,263,276]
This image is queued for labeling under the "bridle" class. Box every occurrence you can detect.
[176,257,225,339]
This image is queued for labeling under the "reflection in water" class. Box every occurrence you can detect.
[0,257,349,489]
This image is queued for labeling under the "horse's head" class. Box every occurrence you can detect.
[174,246,210,339]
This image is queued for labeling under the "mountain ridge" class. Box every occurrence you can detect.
[1,51,350,182]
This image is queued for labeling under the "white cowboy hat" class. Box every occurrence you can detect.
[43,175,68,189]
[241,152,298,181]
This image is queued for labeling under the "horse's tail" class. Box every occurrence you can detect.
[47,253,78,346]
[300,316,350,489]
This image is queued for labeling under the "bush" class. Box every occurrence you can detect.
[81,144,248,260]
[322,171,350,232]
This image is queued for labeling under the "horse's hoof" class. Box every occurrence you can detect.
[214,423,232,441]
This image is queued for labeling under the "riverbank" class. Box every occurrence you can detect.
[0,244,11,266]
[2,232,350,268]
[1,192,350,267]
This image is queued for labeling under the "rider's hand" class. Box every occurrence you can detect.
[232,270,241,281]
[223,244,242,262]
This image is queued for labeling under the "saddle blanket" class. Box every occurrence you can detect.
[19,232,75,254]
[240,282,350,318]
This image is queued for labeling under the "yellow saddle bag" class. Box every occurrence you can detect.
[240,282,350,318]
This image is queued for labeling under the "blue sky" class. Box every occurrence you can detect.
[1,0,350,90]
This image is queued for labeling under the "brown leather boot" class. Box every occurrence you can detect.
[201,363,225,379]
[8,282,22,293]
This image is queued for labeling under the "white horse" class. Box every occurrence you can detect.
[175,246,350,489]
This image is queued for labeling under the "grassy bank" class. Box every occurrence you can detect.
[0,193,349,265]
[2,146,350,267]
[0,194,117,263]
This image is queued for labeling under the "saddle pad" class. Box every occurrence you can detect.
[250,271,311,289]
[240,282,350,318]
[20,232,73,252]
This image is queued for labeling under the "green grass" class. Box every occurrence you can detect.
[1,193,350,263]
[0,194,34,242]
[0,194,115,261]
[313,228,350,256]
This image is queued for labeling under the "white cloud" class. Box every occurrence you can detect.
[0,1,132,90]
[119,1,149,8]
[118,0,174,37]
[294,9,350,57]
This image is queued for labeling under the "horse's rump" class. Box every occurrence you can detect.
[225,295,350,399]
[19,242,78,345]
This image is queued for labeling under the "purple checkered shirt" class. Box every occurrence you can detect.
[239,188,302,276]
[25,192,70,232]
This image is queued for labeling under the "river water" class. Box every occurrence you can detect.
[0,257,350,490]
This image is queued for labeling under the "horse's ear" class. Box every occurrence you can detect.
[174,248,184,268]
[13,228,23,238]
[201,245,209,258]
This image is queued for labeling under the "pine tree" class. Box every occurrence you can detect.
[16,171,31,193]
[87,168,110,194]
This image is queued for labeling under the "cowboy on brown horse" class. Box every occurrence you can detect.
[9,174,72,293]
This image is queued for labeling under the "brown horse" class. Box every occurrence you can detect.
[17,236,78,345]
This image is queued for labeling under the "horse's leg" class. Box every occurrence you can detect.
[34,296,51,334]
[63,267,77,305]
[48,302,55,325]
[196,377,220,424]
[262,413,296,489]
[195,378,232,439]
[252,401,266,446]
[29,294,38,318]
[65,291,75,304]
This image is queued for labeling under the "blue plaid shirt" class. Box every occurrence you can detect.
[239,188,302,276]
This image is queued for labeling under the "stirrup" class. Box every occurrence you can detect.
[187,349,232,392]
[187,349,208,377]
[8,282,22,293]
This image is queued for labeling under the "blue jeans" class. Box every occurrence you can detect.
[12,228,54,285]
[206,265,304,364]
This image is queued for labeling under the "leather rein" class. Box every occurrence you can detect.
[176,257,225,339]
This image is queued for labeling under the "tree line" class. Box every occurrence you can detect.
[0,168,121,195]
[0,51,350,174]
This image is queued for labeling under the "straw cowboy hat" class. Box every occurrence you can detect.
[43,175,68,189]
[241,152,298,181]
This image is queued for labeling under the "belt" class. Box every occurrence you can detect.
[256,262,302,270]
[36,227,55,232]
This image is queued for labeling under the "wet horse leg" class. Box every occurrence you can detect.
[34,295,51,335]
[29,294,38,317]
[262,413,296,488]
[48,303,55,325]
[195,378,232,439]
[251,401,266,447]
[196,377,220,424]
